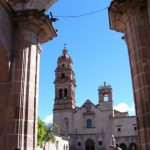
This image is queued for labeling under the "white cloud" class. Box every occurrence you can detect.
[44,114,53,125]
[114,102,135,115]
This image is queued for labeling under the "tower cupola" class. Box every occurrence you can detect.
[57,47,73,64]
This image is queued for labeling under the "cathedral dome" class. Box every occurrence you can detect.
[58,47,72,63]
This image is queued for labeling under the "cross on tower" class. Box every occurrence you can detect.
[64,43,67,49]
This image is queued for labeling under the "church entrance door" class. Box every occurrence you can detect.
[85,139,95,150]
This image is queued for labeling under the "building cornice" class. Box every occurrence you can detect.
[13,9,57,43]
[109,0,146,32]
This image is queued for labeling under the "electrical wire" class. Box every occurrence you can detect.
[53,7,108,19]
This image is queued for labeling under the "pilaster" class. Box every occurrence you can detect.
[109,0,150,149]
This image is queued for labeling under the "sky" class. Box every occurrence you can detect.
[39,0,135,124]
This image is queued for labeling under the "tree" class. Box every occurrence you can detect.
[37,118,60,149]
[37,118,46,147]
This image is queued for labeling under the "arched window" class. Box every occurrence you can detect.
[64,117,69,128]
[99,141,102,146]
[117,127,121,132]
[67,64,69,68]
[87,119,92,128]
[104,94,109,101]
[130,143,137,150]
[64,117,69,135]
[64,88,67,99]
[78,142,81,147]
[59,89,63,99]
[61,73,65,79]
[62,64,65,68]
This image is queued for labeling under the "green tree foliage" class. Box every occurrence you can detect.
[37,118,46,147]
[37,117,60,149]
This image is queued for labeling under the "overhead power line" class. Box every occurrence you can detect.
[53,7,108,19]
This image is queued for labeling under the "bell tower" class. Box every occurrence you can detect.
[54,46,76,110]
[98,82,113,111]
[98,82,112,103]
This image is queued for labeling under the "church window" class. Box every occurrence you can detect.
[67,64,69,68]
[64,117,69,130]
[59,89,63,99]
[104,94,109,101]
[130,143,137,150]
[87,119,92,128]
[134,126,137,131]
[99,141,102,146]
[78,142,81,147]
[64,88,67,99]
[117,128,121,132]
[62,64,65,68]
[61,73,65,79]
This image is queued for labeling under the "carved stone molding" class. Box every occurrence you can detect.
[109,0,147,32]
[13,9,57,43]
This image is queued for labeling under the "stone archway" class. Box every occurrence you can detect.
[130,143,137,150]
[120,143,127,150]
[85,139,95,150]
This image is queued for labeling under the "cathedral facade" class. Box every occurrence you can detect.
[53,48,139,150]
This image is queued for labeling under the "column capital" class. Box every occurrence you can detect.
[13,9,57,43]
[109,0,146,32]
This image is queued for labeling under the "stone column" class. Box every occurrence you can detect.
[11,30,41,150]
[8,10,56,150]
[109,0,150,149]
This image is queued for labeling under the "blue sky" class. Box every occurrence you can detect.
[39,0,135,123]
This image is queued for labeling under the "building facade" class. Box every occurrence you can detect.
[53,48,139,150]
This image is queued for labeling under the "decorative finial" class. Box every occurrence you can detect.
[63,44,68,54]
[64,43,67,49]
